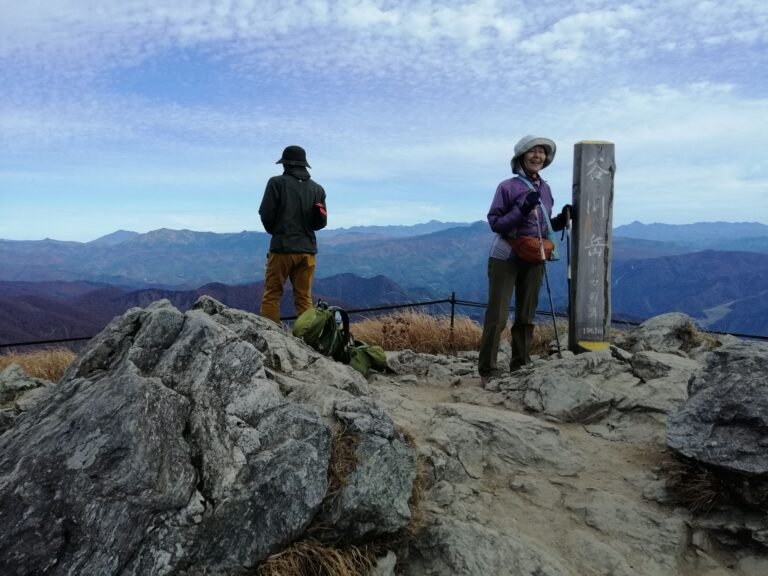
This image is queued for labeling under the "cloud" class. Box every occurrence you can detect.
[519,5,642,66]
[0,0,766,240]
[3,0,765,108]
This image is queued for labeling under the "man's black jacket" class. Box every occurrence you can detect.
[259,168,327,254]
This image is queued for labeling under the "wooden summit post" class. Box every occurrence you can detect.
[568,141,616,353]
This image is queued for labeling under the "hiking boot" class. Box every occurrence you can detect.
[481,375,503,391]
[479,368,503,389]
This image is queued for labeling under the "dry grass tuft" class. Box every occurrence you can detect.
[255,539,374,576]
[326,423,361,501]
[664,451,726,514]
[530,319,569,358]
[676,323,721,353]
[306,423,361,542]
[351,311,480,354]
[351,311,564,357]
[0,348,76,382]
[662,449,768,515]
[396,425,429,538]
[397,425,417,448]
[402,458,429,539]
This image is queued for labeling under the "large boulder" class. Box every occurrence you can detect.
[666,341,768,550]
[667,341,768,476]
[0,297,417,576]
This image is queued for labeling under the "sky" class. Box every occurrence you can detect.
[0,0,766,242]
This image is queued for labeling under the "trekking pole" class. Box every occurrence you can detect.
[535,207,562,357]
[565,207,572,315]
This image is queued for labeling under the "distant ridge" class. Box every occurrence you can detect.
[10,220,767,245]
[88,230,141,246]
[320,220,474,238]
[0,274,432,345]
[614,221,768,242]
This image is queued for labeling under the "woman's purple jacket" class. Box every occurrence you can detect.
[487,176,554,238]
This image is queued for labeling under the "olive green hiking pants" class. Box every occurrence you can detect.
[478,257,544,375]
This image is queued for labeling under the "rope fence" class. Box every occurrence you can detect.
[2,292,767,350]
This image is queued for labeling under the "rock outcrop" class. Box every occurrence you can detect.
[666,340,768,550]
[0,297,415,576]
[667,341,768,475]
[1,300,766,576]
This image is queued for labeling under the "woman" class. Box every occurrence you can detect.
[478,135,570,378]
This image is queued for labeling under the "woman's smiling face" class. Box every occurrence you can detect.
[522,145,547,175]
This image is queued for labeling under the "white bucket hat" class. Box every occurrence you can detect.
[511,135,556,174]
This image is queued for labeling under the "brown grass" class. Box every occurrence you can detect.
[678,324,721,352]
[533,319,568,357]
[664,451,725,514]
[306,422,361,542]
[351,311,479,354]
[255,539,373,576]
[325,423,361,501]
[351,311,563,357]
[0,348,76,382]
[663,449,768,515]
[398,426,428,538]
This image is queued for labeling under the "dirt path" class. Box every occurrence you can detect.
[370,372,757,576]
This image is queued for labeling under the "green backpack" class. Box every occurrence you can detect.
[349,341,388,376]
[293,301,388,376]
[293,301,352,363]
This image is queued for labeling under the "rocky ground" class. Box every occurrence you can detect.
[1,299,767,576]
[370,360,763,575]
[363,321,768,576]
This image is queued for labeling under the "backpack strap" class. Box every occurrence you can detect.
[327,305,352,355]
[330,307,350,344]
[539,200,555,235]
[515,176,555,231]
[515,175,536,191]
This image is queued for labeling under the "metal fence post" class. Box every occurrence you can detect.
[450,291,456,354]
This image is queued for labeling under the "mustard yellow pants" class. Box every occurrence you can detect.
[260,252,316,323]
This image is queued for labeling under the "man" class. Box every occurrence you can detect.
[259,145,327,323]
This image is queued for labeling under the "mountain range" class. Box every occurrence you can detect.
[1,220,767,345]
[0,273,435,346]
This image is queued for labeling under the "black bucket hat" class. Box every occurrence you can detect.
[276,145,311,168]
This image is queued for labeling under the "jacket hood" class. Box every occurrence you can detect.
[284,165,311,180]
